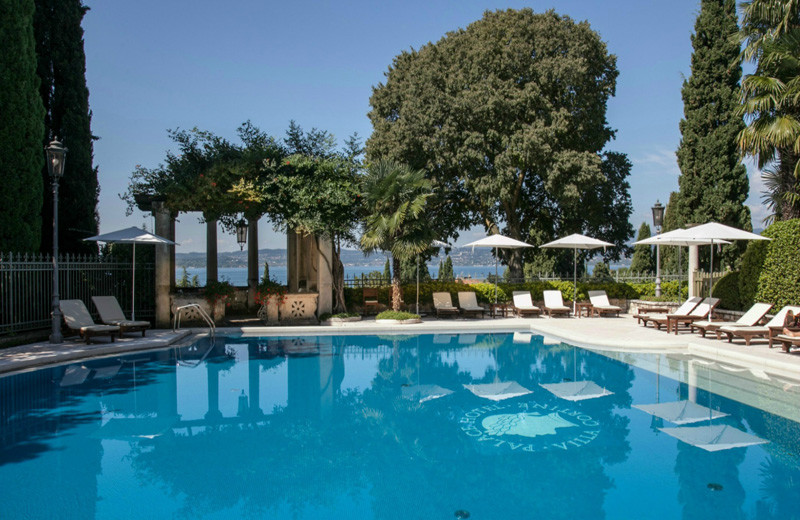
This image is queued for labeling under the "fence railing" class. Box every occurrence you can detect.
[0,252,153,335]
[343,270,689,288]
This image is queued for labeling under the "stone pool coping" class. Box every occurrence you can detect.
[1,315,799,380]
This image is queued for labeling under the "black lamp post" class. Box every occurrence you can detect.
[651,200,665,297]
[46,139,67,343]
[235,219,248,251]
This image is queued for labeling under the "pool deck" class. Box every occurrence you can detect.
[2,315,799,380]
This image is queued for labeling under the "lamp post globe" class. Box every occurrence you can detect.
[46,139,67,343]
[651,200,665,298]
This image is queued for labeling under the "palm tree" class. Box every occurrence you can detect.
[738,1,800,219]
[360,160,435,311]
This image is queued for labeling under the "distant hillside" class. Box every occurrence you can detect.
[175,247,498,268]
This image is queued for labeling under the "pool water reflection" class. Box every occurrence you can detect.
[0,333,798,519]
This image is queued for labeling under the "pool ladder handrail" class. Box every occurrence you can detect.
[173,303,216,339]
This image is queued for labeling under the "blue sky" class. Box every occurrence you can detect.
[82,0,764,253]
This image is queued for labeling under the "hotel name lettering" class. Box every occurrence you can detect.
[459,402,600,453]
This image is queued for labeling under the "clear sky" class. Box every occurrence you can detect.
[82,0,764,254]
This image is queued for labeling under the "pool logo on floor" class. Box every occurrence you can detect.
[459,402,600,452]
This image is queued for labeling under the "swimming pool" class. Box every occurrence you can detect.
[1,332,798,519]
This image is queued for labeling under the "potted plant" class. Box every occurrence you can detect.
[255,277,288,324]
[204,280,235,322]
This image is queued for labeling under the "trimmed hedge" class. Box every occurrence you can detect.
[344,279,684,309]
[738,239,768,308]
[712,271,741,311]
[755,219,800,308]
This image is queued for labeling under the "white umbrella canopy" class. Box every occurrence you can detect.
[667,223,770,304]
[463,234,534,303]
[633,228,732,247]
[540,234,614,314]
[85,227,176,320]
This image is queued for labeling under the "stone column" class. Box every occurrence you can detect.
[688,245,700,297]
[247,217,259,308]
[287,229,298,292]
[153,202,174,328]
[169,214,176,289]
[206,218,218,284]
[317,237,333,315]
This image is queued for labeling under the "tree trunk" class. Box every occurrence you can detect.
[391,256,403,311]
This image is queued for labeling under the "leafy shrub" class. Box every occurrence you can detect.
[711,271,741,310]
[204,280,234,306]
[738,239,768,308]
[755,219,800,308]
[376,310,420,320]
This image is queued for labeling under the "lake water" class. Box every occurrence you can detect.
[177,265,499,286]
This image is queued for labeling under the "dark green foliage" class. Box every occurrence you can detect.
[629,223,655,273]
[438,256,454,282]
[755,219,800,307]
[711,271,742,310]
[367,8,633,276]
[383,258,391,279]
[674,0,752,269]
[591,263,614,283]
[0,0,45,252]
[738,239,769,307]
[35,0,98,254]
[399,256,431,284]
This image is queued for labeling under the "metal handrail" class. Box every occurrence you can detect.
[173,303,215,339]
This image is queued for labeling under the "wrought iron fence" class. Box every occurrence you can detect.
[0,252,154,335]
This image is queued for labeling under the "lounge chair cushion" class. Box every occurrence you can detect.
[457,292,485,312]
[543,290,570,311]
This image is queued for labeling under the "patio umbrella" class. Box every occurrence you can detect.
[667,223,770,305]
[85,226,176,320]
[660,424,768,452]
[633,400,729,425]
[634,229,731,289]
[464,381,533,401]
[462,234,534,303]
[540,234,614,315]
[540,381,614,401]
[416,240,450,315]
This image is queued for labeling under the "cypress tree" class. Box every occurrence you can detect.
[35,0,98,254]
[674,0,751,269]
[440,256,455,282]
[629,223,655,274]
[0,0,45,252]
[383,258,391,280]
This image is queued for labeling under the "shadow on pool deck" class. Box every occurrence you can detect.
[2,314,799,379]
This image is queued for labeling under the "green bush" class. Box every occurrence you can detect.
[711,271,741,310]
[755,219,800,308]
[738,239,768,308]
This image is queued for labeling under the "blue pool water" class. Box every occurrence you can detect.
[1,332,799,519]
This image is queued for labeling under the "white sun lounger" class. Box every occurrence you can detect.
[457,292,486,318]
[512,291,541,317]
[690,302,773,338]
[718,305,800,345]
[588,290,622,317]
[60,299,119,344]
[543,290,570,317]
[92,296,151,336]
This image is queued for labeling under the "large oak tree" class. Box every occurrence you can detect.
[367,8,633,277]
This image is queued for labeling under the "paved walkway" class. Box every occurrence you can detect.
[2,315,799,380]
[0,329,191,375]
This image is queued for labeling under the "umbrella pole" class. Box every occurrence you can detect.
[495,247,498,304]
[131,242,136,321]
[709,239,714,320]
[573,248,577,316]
[416,256,419,315]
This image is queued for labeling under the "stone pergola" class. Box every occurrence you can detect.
[138,198,333,327]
